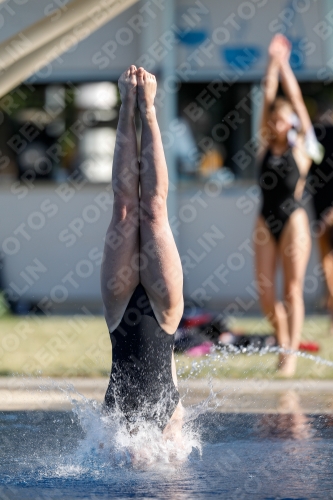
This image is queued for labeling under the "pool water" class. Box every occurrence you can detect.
[1,407,333,500]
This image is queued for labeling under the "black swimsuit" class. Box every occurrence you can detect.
[104,284,179,429]
[259,148,301,242]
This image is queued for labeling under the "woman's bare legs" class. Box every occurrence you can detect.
[100,65,140,332]
[279,209,311,376]
[136,67,184,437]
[318,227,333,334]
[101,67,184,333]
[255,212,310,377]
[136,67,184,334]
[254,216,289,363]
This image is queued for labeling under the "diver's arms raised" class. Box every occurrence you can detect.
[278,38,312,134]
[259,36,281,137]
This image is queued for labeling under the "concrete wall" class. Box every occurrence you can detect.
[0,183,111,313]
[0,184,323,314]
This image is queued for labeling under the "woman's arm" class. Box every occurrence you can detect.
[259,34,286,153]
[278,35,323,163]
[260,57,279,133]
[279,48,312,134]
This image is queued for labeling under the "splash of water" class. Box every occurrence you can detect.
[9,343,333,478]
[52,385,202,473]
[176,344,333,381]
[51,344,332,473]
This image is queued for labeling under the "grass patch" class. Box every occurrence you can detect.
[0,315,111,377]
[176,315,333,380]
[0,314,333,379]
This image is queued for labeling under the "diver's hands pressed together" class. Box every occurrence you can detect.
[268,33,291,65]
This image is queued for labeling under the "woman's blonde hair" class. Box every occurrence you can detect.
[269,96,294,115]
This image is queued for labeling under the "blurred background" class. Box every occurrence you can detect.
[0,0,332,317]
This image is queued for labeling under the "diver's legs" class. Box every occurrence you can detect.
[100,65,140,332]
[136,67,184,335]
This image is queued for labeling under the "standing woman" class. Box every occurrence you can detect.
[254,34,320,376]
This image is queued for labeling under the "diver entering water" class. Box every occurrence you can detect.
[101,66,184,435]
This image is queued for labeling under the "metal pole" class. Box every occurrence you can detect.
[0,0,139,71]
[0,0,139,98]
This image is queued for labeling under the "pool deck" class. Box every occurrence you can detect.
[0,377,332,413]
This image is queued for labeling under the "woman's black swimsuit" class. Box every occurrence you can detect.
[104,284,179,430]
[259,148,301,242]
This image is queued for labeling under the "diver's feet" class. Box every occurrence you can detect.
[137,67,157,116]
[118,65,137,114]
[277,353,297,378]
